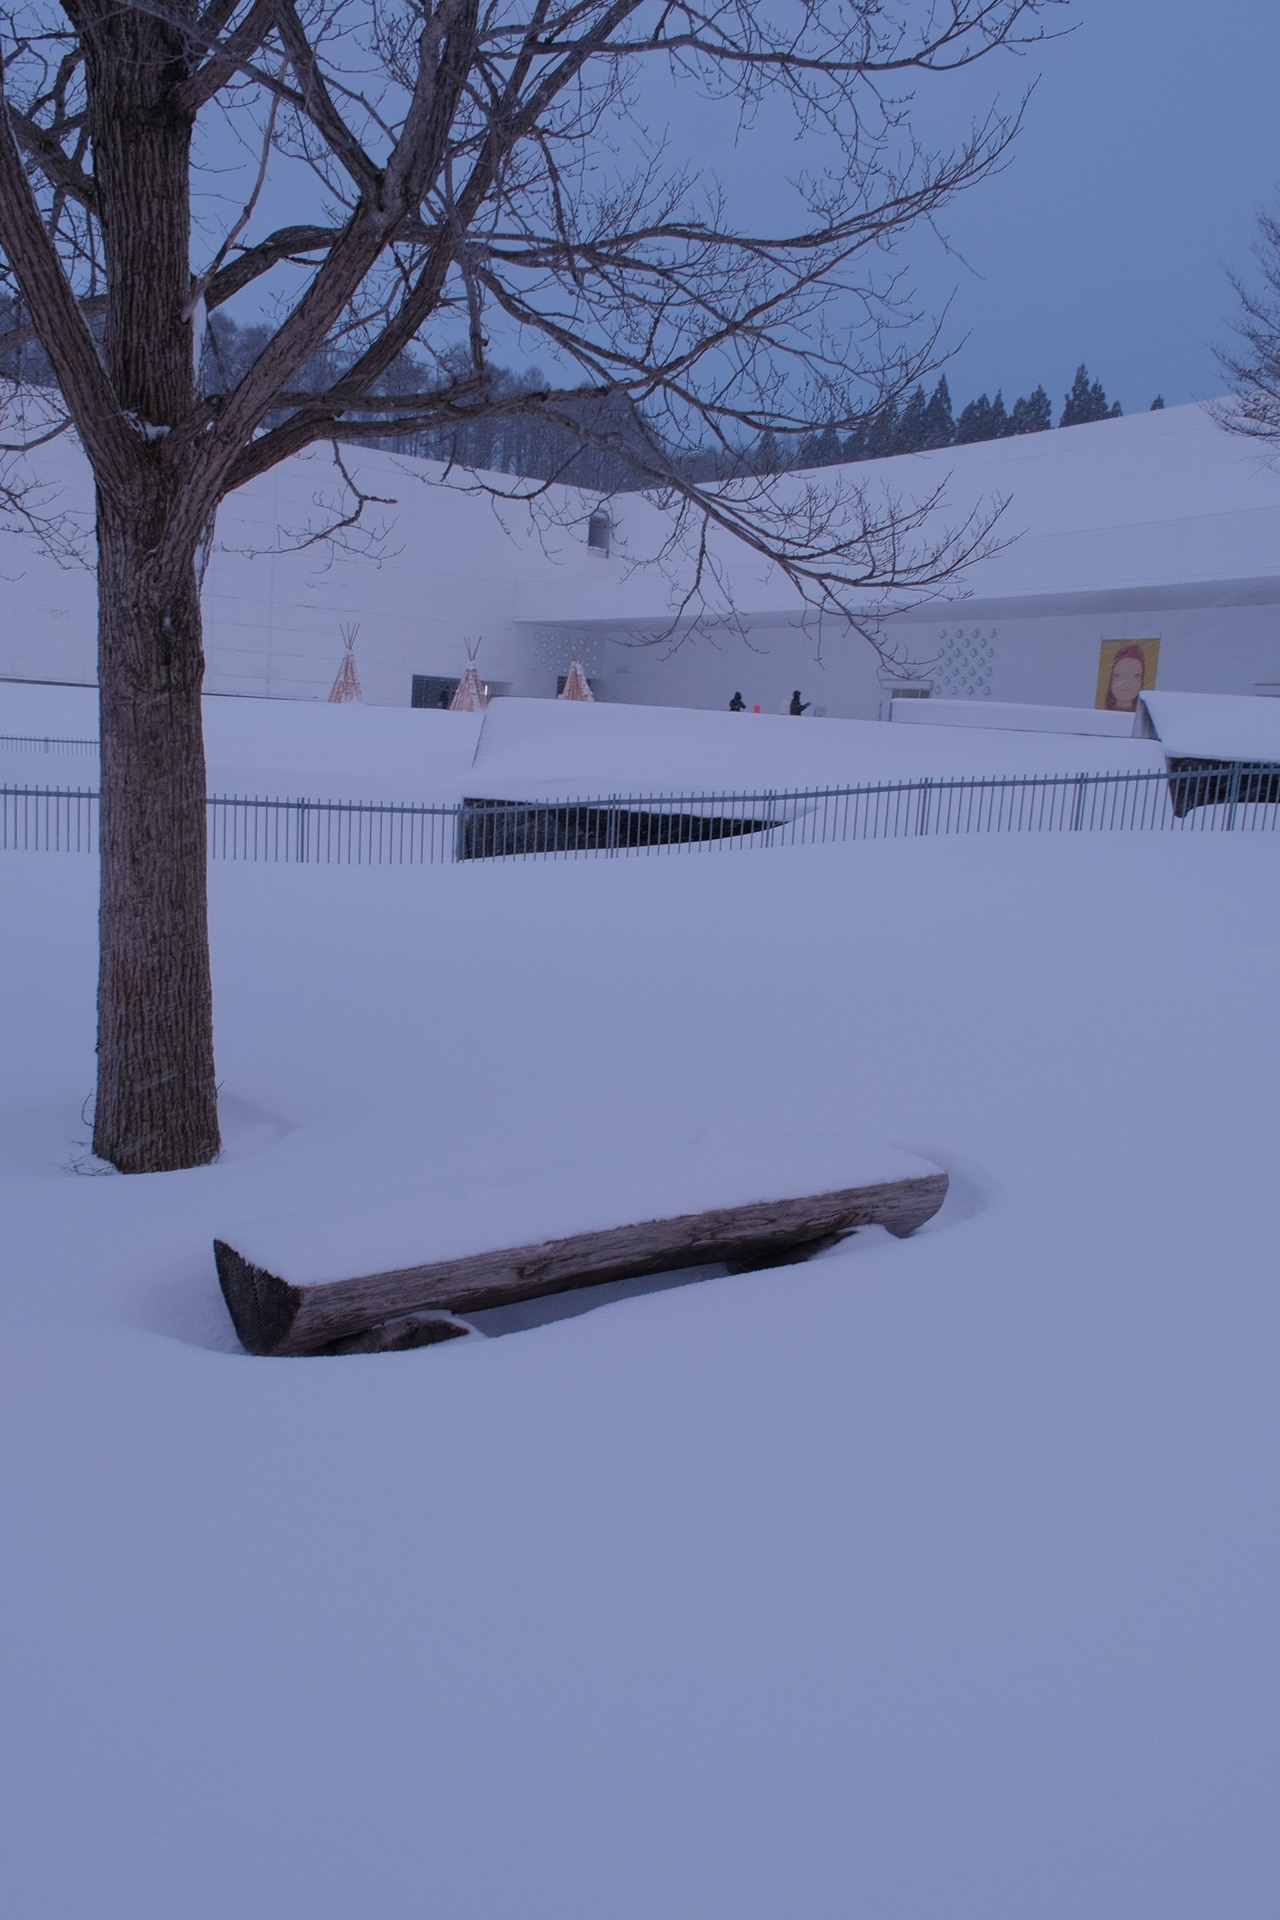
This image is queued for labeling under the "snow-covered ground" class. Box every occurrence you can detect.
[2,820,1278,1917]
[0,678,1165,810]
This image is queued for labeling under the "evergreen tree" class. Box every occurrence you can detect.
[1060,363,1117,426]
[954,392,1002,443]
[1008,385,1052,433]
[921,376,955,448]
[798,423,845,467]
[953,395,983,443]
[850,399,900,460]
[752,427,784,473]
[894,386,929,453]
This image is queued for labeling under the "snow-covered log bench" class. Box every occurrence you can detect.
[214,1134,948,1356]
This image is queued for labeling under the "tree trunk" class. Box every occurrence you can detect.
[92,480,219,1172]
[77,0,220,1172]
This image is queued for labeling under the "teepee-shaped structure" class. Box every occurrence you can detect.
[328,624,363,703]
[448,637,488,712]
[558,659,594,701]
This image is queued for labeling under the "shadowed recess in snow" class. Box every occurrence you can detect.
[461,1232,906,1339]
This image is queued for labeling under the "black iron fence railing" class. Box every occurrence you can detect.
[3,761,1278,865]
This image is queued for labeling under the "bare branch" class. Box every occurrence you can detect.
[181,0,274,113]
[8,104,98,213]
[185,51,287,318]
[0,55,134,490]
[1214,208,1280,453]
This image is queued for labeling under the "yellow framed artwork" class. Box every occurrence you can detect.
[1095,636,1159,713]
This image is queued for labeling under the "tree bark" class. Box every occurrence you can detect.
[92,479,219,1171]
[70,0,221,1170]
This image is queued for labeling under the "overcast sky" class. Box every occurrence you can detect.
[202,0,1279,423]
[902,0,1280,415]
[570,0,1280,422]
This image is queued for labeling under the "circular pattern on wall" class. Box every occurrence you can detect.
[934,627,996,697]
[532,632,603,678]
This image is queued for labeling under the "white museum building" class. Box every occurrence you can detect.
[1,399,1279,721]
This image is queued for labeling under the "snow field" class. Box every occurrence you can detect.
[1,830,1278,1917]
[0,678,1166,816]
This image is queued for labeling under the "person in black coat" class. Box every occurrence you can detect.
[729,691,745,710]
[789,690,809,715]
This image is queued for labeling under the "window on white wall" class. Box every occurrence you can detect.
[587,511,612,556]
[411,674,458,708]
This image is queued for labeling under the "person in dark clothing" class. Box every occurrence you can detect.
[729,691,745,711]
[789,691,809,715]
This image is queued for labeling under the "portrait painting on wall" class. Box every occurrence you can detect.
[1095,637,1160,712]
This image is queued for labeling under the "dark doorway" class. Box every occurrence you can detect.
[411,674,459,709]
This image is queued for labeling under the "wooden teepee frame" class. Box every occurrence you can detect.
[328,623,363,703]
[558,659,594,701]
[448,635,488,711]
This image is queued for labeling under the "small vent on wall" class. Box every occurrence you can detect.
[880,682,933,722]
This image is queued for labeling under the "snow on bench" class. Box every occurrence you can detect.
[214,1133,948,1356]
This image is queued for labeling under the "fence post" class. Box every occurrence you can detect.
[1226,761,1243,832]
[915,777,932,837]
[1070,778,1086,831]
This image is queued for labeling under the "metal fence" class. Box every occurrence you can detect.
[0,732,99,758]
[2,761,1278,864]
[208,793,457,864]
[0,786,458,862]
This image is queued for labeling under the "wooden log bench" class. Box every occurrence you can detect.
[214,1136,948,1357]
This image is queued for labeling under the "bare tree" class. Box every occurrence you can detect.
[1216,206,1280,449]
[0,0,1063,1172]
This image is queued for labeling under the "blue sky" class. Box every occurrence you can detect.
[650,0,1280,419]
[202,1,1279,421]
[908,0,1280,413]
[561,0,1280,421]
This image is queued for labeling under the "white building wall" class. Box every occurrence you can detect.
[202,445,539,703]
[0,429,97,686]
[3,404,1280,717]
[583,622,887,719]
[566,600,1280,721]
[0,435,557,704]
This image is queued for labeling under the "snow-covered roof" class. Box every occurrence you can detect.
[0,679,1165,804]
[461,696,1163,798]
[518,403,1280,627]
[1140,690,1280,761]
[6,400,1279,655]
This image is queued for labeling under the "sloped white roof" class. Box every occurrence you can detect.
[6,399,1278,662]
[0,679,1165,804]
[519,403,1280,626]
[465,696,1164,800]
